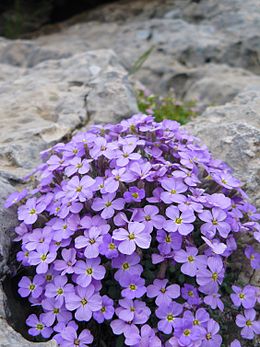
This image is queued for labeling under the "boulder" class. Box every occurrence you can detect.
[185,88,260,208]
[0,49,138,181]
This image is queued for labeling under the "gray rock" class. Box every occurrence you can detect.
[0,49,138,180]
[0,38,71,68]
[185,88,260,208]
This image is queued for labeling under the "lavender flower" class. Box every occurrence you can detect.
[236,309,260,340]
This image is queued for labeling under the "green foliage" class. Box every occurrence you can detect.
[136,89,197,124]
[129,46,155,75]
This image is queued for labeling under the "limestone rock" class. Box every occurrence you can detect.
[185,88,260,207]
[0,49,138,180]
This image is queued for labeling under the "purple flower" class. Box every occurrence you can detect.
[45,275,74,304]
[51,215,79,242]
[200,319,222,347]
[156,229,182,254]
[61,326,93,347]
[184,308,209,328]
[18,197,46,224]
[136,205,165,233]
[181,284,201,306]
[25,227,52,251]
[231,285,256,309]
[66,175,95,202]
[230,340,241,347]
[75,226,104,258]
[245,246,260,269]
[129,325,162,347]
[42,298,72,325]
[116,298,150,324]
[54,248,77,275]
[5,188,27,208]
[120,274,146,299]
[204,293,224,311]
[156,302,183,334]
[93,295,114,323]
[174,247,206,277]
[116,146,141,167]
[196,256,224,293]
[164,206,195,235]
[174,317,203,346]
[236,309,260,340]
[18,275,44,298]
[113,222,151,255]
[28,244,56,273]
[99,234,119,259]
[26,314,52,338]
[160,178,187,204]
[147,279,180,305]
[112,253,143,284]
[65,284,102,321]
[199,208,231,238]
[65,157,90,177]
[92,193,125,219]
[104,167,134,193]
[124,187,145,203]
[74,258,105,287]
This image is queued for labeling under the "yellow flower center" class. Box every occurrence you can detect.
[165,235,171,243]
[145,215,151,221]
[246,320,252,326]
[29,208,36,215]
[57,288,64,295]
[206,333,212,340]
[89,239,96,245]
[184,329,191,336]
[193,319,199,325]
[29,284,35,291]
[101,306,106,313]
[188,255,194,263]
[41,254,47,261]
[212,219,218,225]
[86,268,93,275]
[239,293,245,299]
[109,243,115,250]
[36,323,44,330]
[188,290,194,297]
[122,262,129,270]
[212,272,218,281]
[46,274,53,281]
[130,307,135,312]
[53,308,59,314]
[81,298,88,306]
[175,217,183,224]
[74,339,80,346]
[132,192,139,199]
[129,284,137,291]
[76,186,82,192]
[167,314,174,322]
[160,288,166,293]
[128,233,135,240]
[105,201,112,207]
[170,189,176,194]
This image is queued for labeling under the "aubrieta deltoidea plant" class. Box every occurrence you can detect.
[6,115,260,346]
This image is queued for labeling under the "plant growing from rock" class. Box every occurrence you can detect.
[137,88,197,124]
[6,114,260,346]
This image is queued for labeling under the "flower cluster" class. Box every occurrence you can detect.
[6,115,260,346]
